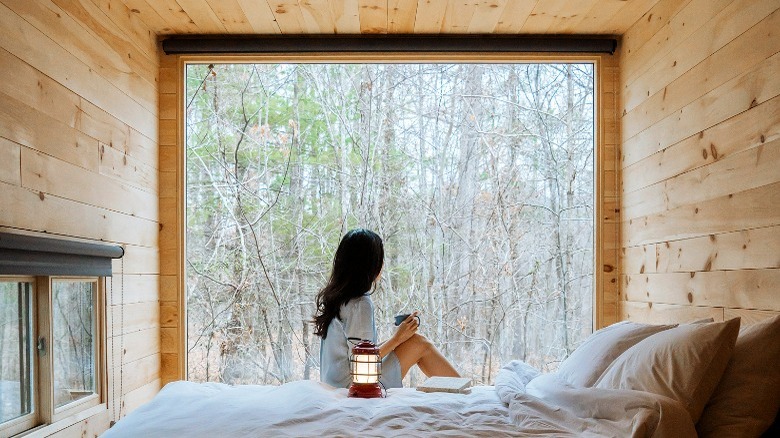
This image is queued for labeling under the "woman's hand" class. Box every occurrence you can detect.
[393,311,419,344]
[380,312,420,358]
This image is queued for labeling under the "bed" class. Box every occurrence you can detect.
[103,316,780,438]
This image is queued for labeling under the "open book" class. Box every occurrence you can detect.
[416,377,473,394]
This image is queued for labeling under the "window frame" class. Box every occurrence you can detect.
[0,275,106,436]
[168,53,616,381]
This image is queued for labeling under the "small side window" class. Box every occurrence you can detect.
[0,276,104,435]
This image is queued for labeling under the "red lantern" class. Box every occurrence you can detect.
[348,340,383,398]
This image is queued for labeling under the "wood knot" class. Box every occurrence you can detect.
[710,143,718,159]
[760,134,766,143]
[640,265,645,273]
[687,292,693,303]
[749,98,758,108]
[603,264,614,272]
[702,148,708,159]
[38,191,45,201]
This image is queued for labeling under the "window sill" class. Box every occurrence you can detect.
[16,404,107,438]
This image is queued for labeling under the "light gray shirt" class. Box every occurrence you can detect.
[320,294,377,389]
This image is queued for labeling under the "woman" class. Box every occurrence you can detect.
[314,228,460,389]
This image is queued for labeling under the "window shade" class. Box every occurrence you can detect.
[162,35,618,55]
[0,232,124,276]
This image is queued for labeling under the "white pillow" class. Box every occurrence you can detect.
[688,317,715,324]
[697,315,780,437]
[595,318,740,423]
[556,321,676,387]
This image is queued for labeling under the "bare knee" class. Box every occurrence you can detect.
[409,334,434,354]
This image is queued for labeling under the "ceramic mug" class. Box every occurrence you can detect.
[394,313,420,326]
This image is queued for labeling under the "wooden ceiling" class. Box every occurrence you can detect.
[121,0,659,36]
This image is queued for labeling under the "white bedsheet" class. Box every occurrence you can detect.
[103,361,696,437]
[103,380,520,437]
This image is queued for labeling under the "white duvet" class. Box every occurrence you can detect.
[103,361,696,437]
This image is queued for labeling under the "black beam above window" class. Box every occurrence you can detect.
[0,232,124,277]
[162,35,617,55]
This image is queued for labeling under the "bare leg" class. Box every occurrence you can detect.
[394,334,460,379]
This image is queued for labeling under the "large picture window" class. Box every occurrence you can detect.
[184,62,596,386]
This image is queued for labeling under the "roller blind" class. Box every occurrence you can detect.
[162,35,618,55]
[0,232,124,276]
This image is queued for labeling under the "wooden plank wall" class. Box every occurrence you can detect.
[618,0,780,325]
[0,0,160,435]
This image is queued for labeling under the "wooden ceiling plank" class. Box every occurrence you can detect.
[131,0,200,34]
[574,0,634,34]
[601,0,663,34]
[441,0,477,33]
[388,0,418,33]
[330,0,361,34]
[520,0,570,33]
[118,0,173,33]
[175,0,228,33]
[268,0,307,34]
[203,0,255,33]
[358,0,388,33]
[236,0,281,34]
[467,0,510,33]
[299,0,338,33]
[493,0,538,33]
[551,0,602,34]
[414,0,448,33]
[116,0,666,36]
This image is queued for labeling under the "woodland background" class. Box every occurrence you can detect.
[183,62,595,387]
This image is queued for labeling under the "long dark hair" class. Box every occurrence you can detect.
[313,229,384,338]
